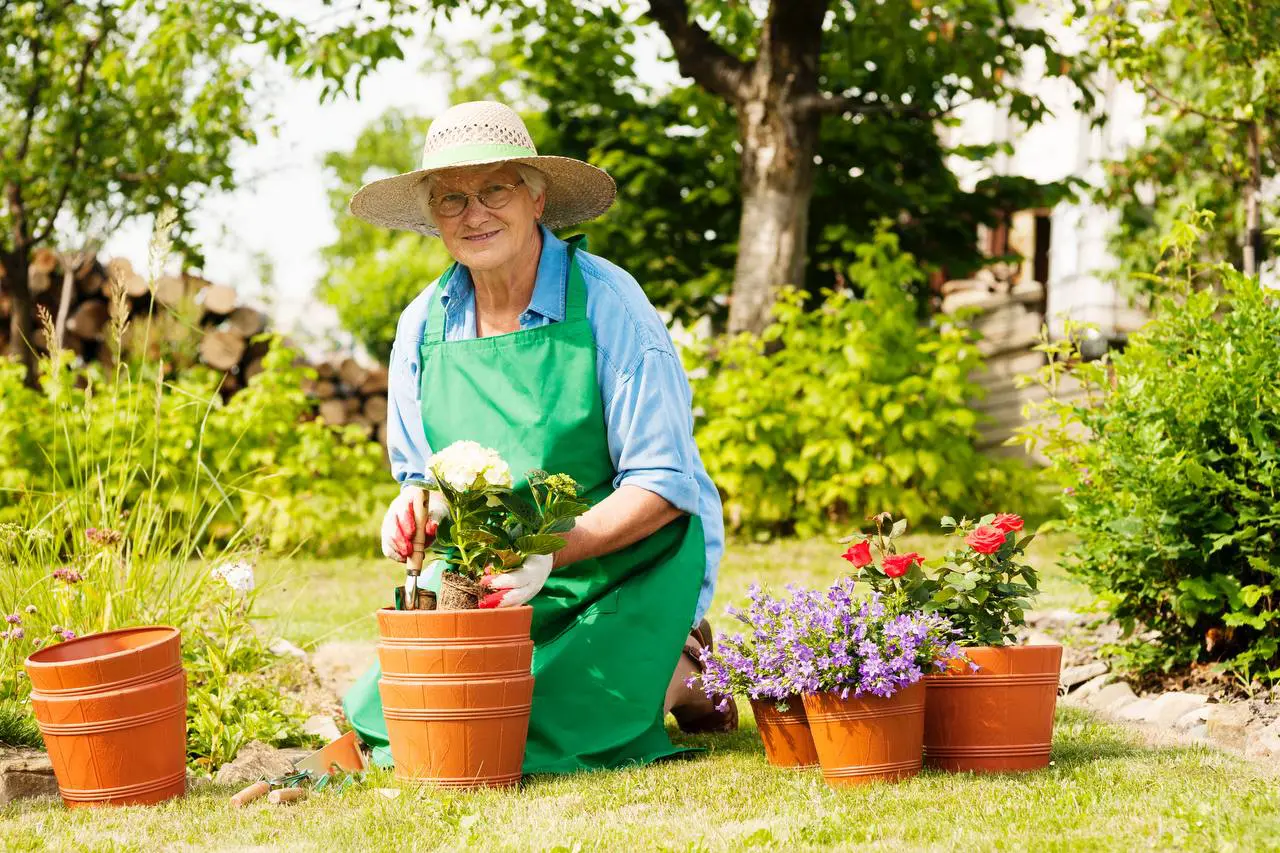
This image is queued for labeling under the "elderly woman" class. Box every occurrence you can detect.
[341,101,732,774]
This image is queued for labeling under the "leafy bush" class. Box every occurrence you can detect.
[0,521,309,765]
[686,226,1041,538]
[1020,212,1280,682]
[184,573,312,770]
[0,259,383,757]
[0,328,394,558]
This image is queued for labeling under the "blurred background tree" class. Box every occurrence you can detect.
[319,0,1092,353]
[1085,0,1280,291]
[0,0,416,386]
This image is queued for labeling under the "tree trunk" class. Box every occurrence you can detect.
[724,2,826,336]
[1244,120,1262,277]
[2,249,39,388]
[727,100,820,335]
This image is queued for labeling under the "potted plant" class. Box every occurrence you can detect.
[427,442,588,610]
[843,512,1061,773]
[376,441,588,788]
[692,584,821,769]
[789,578,962,787]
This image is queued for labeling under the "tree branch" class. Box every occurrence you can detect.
[1142,74,1236,125]
[645,0,753,103]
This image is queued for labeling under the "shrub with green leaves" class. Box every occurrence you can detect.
[686,226,1040,538]
[1020,212,1280,681]
[0,333,394,557]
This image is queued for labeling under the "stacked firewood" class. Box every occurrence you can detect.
[3,248,391,448]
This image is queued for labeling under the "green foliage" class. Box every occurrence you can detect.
[1082,0,1280,288]
[0,0,420,264]
[0,327,394,558]
[319,0,1090,345]
[0,521,309,765]
[1018,210,1280,679]
[687,227,1035,537]
[845,512,1040,646]
[184,582,312,771]
[318,110,454,361]
[431,464,588,580]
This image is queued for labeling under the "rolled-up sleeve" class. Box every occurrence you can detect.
[385,289,436,491]
[603,346,701,515]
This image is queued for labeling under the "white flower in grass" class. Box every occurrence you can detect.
[430,440,512,491]
[212,560,255,594]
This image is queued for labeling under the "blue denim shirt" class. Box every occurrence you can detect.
[385,225,724,624]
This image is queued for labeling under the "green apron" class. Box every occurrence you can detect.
[344,236,706,774]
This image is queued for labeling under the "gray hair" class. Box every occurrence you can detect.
[415,164,548,228]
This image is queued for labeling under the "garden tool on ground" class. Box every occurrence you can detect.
[228,731,369,807]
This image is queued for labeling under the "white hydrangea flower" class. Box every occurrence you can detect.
[212,560,255,594]
[430,440,511,491]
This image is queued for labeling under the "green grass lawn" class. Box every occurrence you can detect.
[251,531,1095,649]
[5,533,1278,851]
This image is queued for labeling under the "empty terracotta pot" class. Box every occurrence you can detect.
[801,681,925,787]
[25,626,186,808]
[377,606,533,788]
[749,696,819,769]
[924,644,1063,773]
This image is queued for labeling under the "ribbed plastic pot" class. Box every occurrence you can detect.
[24,626,186,808]
[923,644,1062,773]
[801,681,925,787]
[749,696,819,769]
[377,606,533,789]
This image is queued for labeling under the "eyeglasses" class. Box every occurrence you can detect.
[428,179,526,218]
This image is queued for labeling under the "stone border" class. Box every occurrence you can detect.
[1026,610,1280,769]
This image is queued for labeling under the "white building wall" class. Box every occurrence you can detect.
[941,4,1151,340]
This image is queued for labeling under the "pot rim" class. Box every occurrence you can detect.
[24,625,179,669]
[953,642,1065,652]
[376,605,533,615]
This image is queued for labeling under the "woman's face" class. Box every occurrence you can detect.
[428,165,546,273]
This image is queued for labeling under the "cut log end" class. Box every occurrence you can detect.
[199,330,248,371]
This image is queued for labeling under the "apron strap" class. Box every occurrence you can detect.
[564,235,588,323]
[427,236,588,339]
[425,263,458,344]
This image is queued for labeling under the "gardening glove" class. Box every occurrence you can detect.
[478,553,554,609]
[380,487,447,562]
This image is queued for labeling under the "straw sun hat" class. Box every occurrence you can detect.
[348,100,617,237]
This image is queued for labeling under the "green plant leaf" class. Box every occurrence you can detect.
[515,534,566,555]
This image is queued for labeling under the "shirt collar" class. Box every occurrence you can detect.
[439,224,568,322]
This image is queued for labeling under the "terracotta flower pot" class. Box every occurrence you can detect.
[749,696,819,769]
[377,606,533,788]
[801,681,925,787]
[24,626,187,808]
[924,644,1062,773]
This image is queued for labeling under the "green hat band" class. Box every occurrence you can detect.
[420,143,537,170]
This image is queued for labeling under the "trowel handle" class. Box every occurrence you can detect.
[408,488,428,575]
[230,780,270,807]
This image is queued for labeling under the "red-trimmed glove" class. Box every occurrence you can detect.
[478,554,554,608]
[380,487,446,562]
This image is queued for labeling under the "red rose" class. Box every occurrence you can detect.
[842,540,873,568]
[992,513,1024,533]
[966,525,1008,555]
[882,552,924,578]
